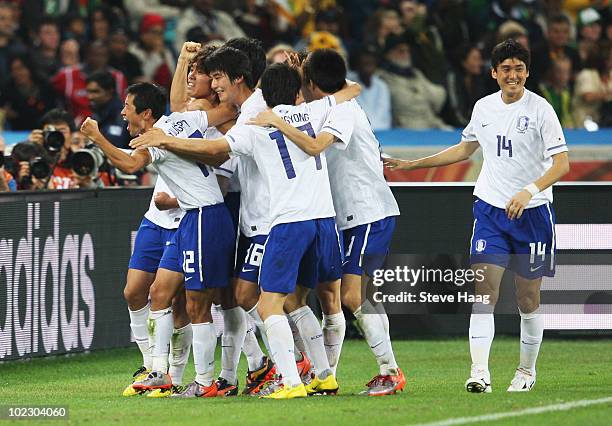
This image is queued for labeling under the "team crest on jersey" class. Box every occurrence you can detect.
[475,239,486,252]
[516,116,530,133]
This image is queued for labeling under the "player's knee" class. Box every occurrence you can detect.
[123,284,148,309]
[517,295,539,314]
[317,287,341,315]
[149,281,173,307]
[341,290,361,313]
[235,284,258,310]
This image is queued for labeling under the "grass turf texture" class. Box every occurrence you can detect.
[1,338,611,425]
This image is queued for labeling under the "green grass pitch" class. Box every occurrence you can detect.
[1,337,611,425]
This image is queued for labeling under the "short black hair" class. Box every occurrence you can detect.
[86,70,116,93]
[203,46,253,89]
[490,38,531,70]
[41,109,76,132]
[303,48,346,93]
[548,13,571,27]
[261,63,301,108]
[126,82,167,120]
[191,44,218,73]
[224,37,266,85]
[37,15,58,31]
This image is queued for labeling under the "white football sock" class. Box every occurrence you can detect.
[192,322,216,387]
[469,302,495,372]
[366,299,390,338]
[243,321,266,371]
[322,312,346,376]
[289,306,331,378]
[247,305,272,358]
[354,306,398,375]
[168,323,192,386]
[149,307,173,374]
[129,303,152,370]
[519,309,543,375]
[286,313,306,361]
[220,307,248,385]
[264,315,301,387]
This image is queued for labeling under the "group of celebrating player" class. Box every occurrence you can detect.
[80,34,568,399]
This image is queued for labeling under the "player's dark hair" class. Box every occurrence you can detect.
[303,48,346,93]
[261,63,301,107]
[191,44,218,73]
[41,108,76,132]
[86,70,116,93]
[203,46,254,89]
[491,38,531,71]
[126,82,167,120]
[224,37,266,86]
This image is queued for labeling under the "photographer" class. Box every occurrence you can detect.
[0,137,16,192]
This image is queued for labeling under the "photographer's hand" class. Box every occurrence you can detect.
[28,129,44,145]
[0,166,9,192]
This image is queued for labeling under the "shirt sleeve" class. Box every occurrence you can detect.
[147,147,167,164]
[214,157,238,178]
[540,101,568,158]
[225,124,254,157]
[321,101,355,150]
[460,103,479,142]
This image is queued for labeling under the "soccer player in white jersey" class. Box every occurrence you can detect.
[131,62,359,399]
[82,83,236,398]
[249,48,405,396]
[170,39,271,396]
[385,39,570,393]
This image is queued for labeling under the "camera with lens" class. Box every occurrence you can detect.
[43,125,65,152]
[30,156,51,179]
[72,144,106,178]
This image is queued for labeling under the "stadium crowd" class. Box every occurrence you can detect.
[0,0,610,191]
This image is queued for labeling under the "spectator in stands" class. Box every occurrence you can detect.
[52,40,127,126]
[174,0,245,53]
[0,54,58,130]
[539,56,575,128]
[0,3,26,82]
[399,0,447,85]
[296,8,347,53]
[129,14,175,91]
[123,0,182,28]
[0,136,16,192]
[86,71,131,149]
[266,43,295,64]
[31,16,62,77]
[62,13,87,46]
[8,141,49,190]
[576,8,603,63]
[89,6,115,43]
[306,30,345,57]
[531,14,581,89]
[445,44,488,127]
[573,41,612,128]
[108,30,143,85]
[429,0,470,55]
[293,0,338,39]
[364,8,404,52]
[59,38,80,67]
[347,48,392,130]
[378,33,450,129]
[232,1,292,49]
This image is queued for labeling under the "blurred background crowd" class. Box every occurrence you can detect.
[0,0,610,191]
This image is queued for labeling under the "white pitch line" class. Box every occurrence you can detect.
[413,396,612,426]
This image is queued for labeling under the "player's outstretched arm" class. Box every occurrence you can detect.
[170,42,201,112]
[505,152,570,220]
[384,140,480,171]
[247,110,334,156]
[129,128,230,166]
[80,117,150,174]
[205,103,238,127]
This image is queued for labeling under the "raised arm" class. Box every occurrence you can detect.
[384,140,480,171]
[170,42,201,112]
[129,127,230,166]
[81,117,151,174]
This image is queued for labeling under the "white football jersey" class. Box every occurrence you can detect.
[226,97,345,228]
[461,89,568,209]
[234,89,271,237]
[214,156,241,193]
[149,111,224,210]
[325,100,400,230]
[143,175,184,229]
